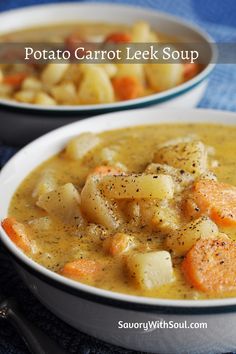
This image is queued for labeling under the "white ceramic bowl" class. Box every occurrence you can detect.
[0,3,215,145]
[0,108,236,354]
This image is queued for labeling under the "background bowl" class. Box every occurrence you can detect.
[0,2,215,145]
[0,108,236,354]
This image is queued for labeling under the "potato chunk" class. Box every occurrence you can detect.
[166,216,219,256]
[65,132,100,160]
[51,82,77,104]
[97,64,117,78]
[131,21,158,42]
[153,140,208,175]
[135,199,180,232]
[14,90,36,103]
[37,183,82,224]
[115,63,145,84]
[32,169,57,198]
[34,92,56,106]
[126,251,174,289]
[81,175,122,229]
[41,63,69,86]
[145,61,183,91]
[28,216,52,231]
[78,65,115,104]
[151,204,181,232]
[99,174,174,199]
[22,77,42,91]
[145,163,194,192]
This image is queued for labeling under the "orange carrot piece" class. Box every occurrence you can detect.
[182,238,236,293]
[112,76,143,101]
[3,72,28,87]
[183,63,199,80]
[186,179,236,227]
[103,233,133,256]
[1,217,31,252]
[60,259,101,279]
[105,32,131,43]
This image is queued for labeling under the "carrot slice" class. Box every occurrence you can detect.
[112,76,143,100]
[186,179,236,227]
[1,217,31,252]
[182,238,236,293]
[183,63,199,80]
[105,32,131,43]
[3,72,28,87]
[60,259,101,279]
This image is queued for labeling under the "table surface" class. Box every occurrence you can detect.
[0,0,236,353]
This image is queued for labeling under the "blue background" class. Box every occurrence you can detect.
[0,1,236,353]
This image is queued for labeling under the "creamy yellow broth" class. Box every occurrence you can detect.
[9,123,236,300]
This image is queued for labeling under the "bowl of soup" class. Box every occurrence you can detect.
[0,3,215,144]
[1,108,236,354]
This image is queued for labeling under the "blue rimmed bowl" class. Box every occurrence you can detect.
[0,3,216,145]
[1,108,236,354]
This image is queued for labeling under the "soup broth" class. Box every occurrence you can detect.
[6,123,236,300]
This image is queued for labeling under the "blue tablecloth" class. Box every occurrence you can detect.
[0,1,236,353]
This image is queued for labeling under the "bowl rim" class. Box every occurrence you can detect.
[2,108,236,314]
[0,2,216,113]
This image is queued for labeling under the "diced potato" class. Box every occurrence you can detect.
[34,92,56,106]
[98,64,117,78]
[37,183,83,225]
[63,64,83,84]
[145,61,183,91]
[131,21,158,42]
[14,90,36,103]
[81,175,123,229]
[99,147,117,164]
[41,63,69,86]
[137,199,158,226]
[99,174,174,199]
[65,132,100,160]
[145,163,194,191]
[115,64,145,84]
[103,232,135,256]
[51,82,77,104]
[124,200,141,223]
[32,169,57,198]
[151,204,181,232]
[126,251,174,289]
[153,140,208,175]
[78,65,115,104]
[166,216,219,256]
[22,77,42,91]
[28,216,52,231]
[136,199,180,232]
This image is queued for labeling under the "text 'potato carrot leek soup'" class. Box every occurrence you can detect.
[3,123,236,300]
[0,21,200,106]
